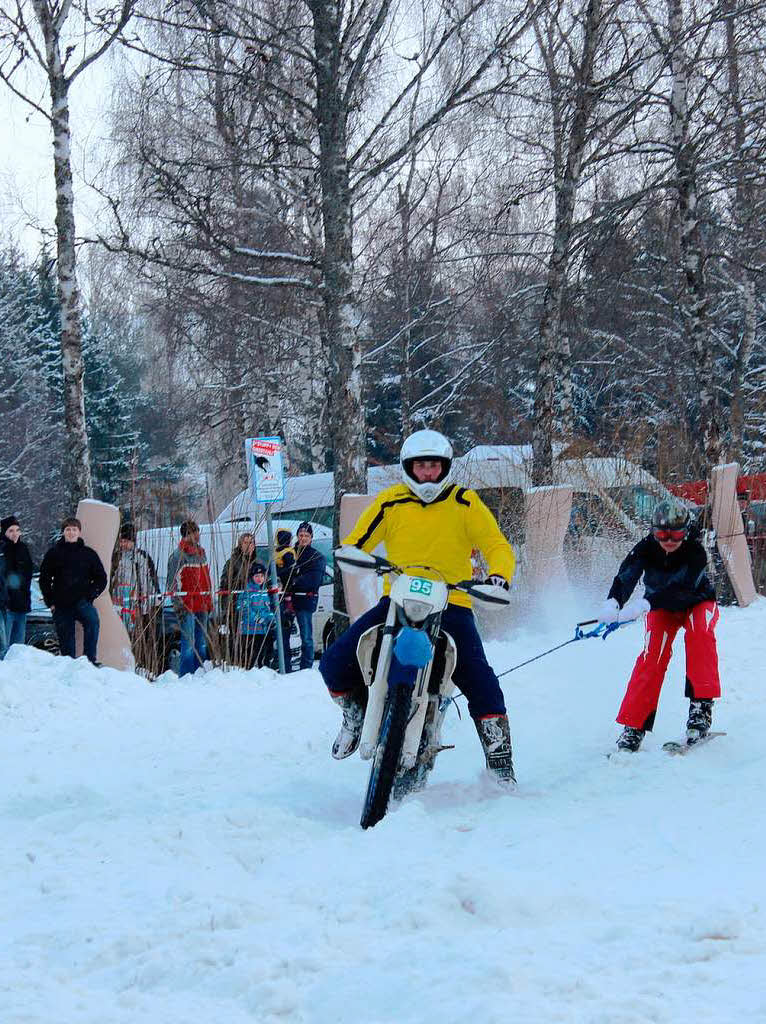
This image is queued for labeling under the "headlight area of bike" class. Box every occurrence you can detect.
[401,598,433,623]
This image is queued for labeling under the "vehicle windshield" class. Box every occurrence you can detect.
[30,576,47,612]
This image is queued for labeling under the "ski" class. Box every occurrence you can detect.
[662,731,727,756]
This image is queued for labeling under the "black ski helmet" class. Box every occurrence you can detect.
[651,499,690,531]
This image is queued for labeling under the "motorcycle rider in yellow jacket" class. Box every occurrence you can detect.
[319,429,517,785]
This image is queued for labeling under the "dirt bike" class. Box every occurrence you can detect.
[334,546,512,829]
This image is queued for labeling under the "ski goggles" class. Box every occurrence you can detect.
[652,527,687,542]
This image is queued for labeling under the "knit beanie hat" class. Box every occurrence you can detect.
[1,515,20,535]
[276,529,292,546]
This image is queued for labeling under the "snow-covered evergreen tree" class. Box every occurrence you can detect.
[82,318,142,506]
[0,250,65,550]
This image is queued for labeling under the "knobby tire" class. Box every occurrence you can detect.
[360,686,411,829]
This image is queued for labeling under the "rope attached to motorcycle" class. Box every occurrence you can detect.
[496,619,625,679]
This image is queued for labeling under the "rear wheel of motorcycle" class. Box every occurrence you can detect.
[360,686,411,830]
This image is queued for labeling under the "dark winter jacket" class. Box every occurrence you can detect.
[607,528,715,613]
[0,543,8,611]
[39,538,108,610]
[219,548,254,616]
[2,537,34,613]
[286,544,326,613]
[167,539,213,616]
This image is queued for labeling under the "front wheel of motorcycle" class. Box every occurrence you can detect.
[360,685,411,830]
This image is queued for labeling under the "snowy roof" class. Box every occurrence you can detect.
[215,446,671,523]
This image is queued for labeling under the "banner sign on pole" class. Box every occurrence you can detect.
[245,436,286,504]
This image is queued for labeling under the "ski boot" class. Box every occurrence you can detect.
[475,714,516,787]
[331,691,366,760]
[686,698,713,745]
[616,726,645,752]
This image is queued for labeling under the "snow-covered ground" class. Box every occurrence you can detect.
[2,600,766,1024]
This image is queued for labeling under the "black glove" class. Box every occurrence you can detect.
[485,574,510,591]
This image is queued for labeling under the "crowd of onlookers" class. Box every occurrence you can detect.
[0,512,326,679]
[165,519,326,677]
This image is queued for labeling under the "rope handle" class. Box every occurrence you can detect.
[497,617,627,678]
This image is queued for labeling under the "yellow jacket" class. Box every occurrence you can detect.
[343,483,516,608]
[275,545,295,569]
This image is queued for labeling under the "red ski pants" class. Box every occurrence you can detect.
[616,601,721,731]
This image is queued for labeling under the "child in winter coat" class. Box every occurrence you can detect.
[236,562,276,669]
[599,499,721,752]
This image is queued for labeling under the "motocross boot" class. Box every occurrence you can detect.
[331,690,366,760]
[474,714,516,787]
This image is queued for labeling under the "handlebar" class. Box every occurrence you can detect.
[334,546,512,608]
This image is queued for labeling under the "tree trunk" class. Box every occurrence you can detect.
[35,4,93,504]
[667,0,720,474]
[724,0,754,466]
[730,277,755,463]
[310,0,366,627]
[311,0,366,501]
[397,157,417,437]
[532,0,602,485]
[557,324,574,438]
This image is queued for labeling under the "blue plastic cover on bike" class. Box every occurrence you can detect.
[393,627,433,668]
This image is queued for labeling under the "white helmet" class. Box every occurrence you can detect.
[400,429,454,503]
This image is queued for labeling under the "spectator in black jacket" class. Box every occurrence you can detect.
[0,531,7,660]
[287,522,326,670]
[39,517,107,664]
[597,500,720,753]
[1,515,34,654]
[219,533,256,663]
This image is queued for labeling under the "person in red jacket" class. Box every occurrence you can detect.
[166,520,213,677]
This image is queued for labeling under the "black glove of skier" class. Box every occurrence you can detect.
[484,574,510,591]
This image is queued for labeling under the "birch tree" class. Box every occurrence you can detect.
[529,0,632,484]
[665,0,721,472]
[0,0,136,503]
[719,0,766,463]
[106,0,545,525]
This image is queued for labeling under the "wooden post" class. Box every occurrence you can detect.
[710,463,757,606]
[338,494,379,623]
[524,485,574,599]
[76,499,135,671]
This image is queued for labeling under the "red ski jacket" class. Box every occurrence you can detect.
[167,539,213,614]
